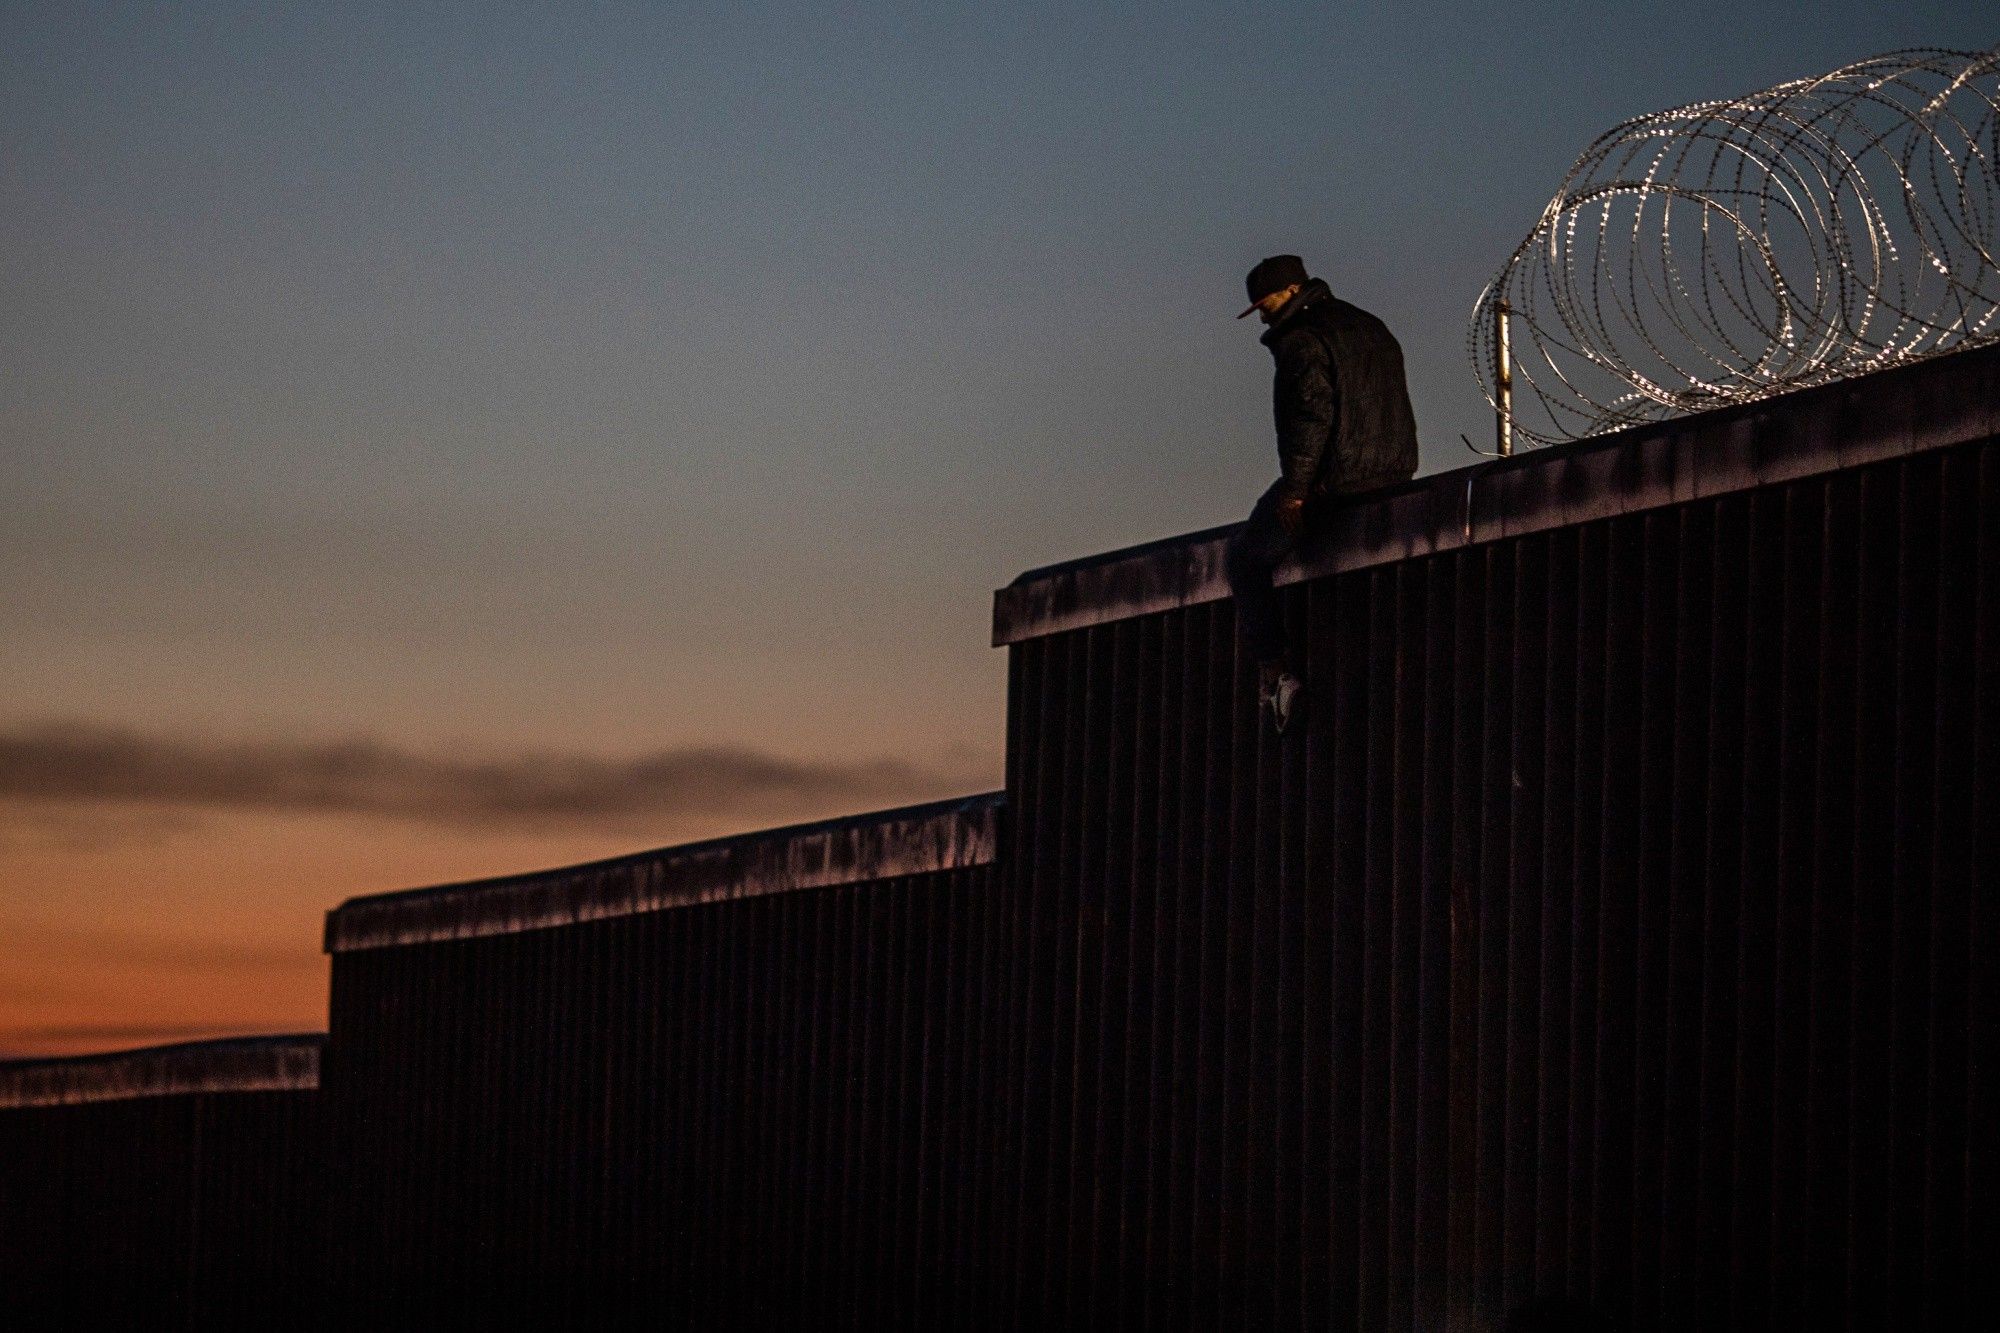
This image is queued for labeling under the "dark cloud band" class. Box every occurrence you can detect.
[0,720,994,833]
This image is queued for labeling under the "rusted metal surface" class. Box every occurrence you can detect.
[324,791,1003,952]
[0,1037,324,1325]
[0,1033,321,1108]
[993,341,2000,644]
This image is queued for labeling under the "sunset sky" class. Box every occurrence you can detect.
[4,1,1986,1057]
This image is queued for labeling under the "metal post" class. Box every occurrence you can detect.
[1494,299,1514,457]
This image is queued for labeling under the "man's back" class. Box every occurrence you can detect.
[1265,285,1420,496]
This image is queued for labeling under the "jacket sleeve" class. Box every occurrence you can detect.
[1272,332,1337,501]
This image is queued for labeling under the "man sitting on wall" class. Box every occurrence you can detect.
[1226,253,1420,734]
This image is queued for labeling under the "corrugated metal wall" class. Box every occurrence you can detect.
[2,349,1965,1327]
[994,435,1996,1330]
[322,845,1006,1326]
[308,351,1994,1328]
[0,1042,324,1327]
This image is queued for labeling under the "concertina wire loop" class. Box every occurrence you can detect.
[1470,46,2000,449]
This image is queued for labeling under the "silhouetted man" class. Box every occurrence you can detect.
[1225,254,1419,733]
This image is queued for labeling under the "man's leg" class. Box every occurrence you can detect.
[1224,481,1300,677]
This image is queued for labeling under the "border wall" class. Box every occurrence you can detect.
[2,345,1994,1329]
[319,794,1003,1325]
[0,1035,324,1326]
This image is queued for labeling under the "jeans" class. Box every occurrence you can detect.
[1224,479,1314,669]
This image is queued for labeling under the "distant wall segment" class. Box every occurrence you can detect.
[323,791,1003,952]
[0,1033,321,1108]
[318,795,1005,1323]
[0,1036,324,1324]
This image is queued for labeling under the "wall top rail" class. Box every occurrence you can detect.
[992,343,2000,646]
[0,1034,323,1108]
[324,791,1005,954]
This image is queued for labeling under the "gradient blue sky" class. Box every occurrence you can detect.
[3,2,1989,1052]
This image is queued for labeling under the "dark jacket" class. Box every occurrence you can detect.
[1259,277,1420,501]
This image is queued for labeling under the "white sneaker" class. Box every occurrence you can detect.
[1262,671,1303,735]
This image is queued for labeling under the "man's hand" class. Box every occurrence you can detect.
[1276,495,1305,537]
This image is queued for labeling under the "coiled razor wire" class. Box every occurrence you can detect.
[1470,46,2000,449]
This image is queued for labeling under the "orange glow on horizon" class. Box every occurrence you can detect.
[2,800,926,1060]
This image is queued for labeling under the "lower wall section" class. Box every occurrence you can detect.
[0,1080,322,1324]
[323,863,1003,1326]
